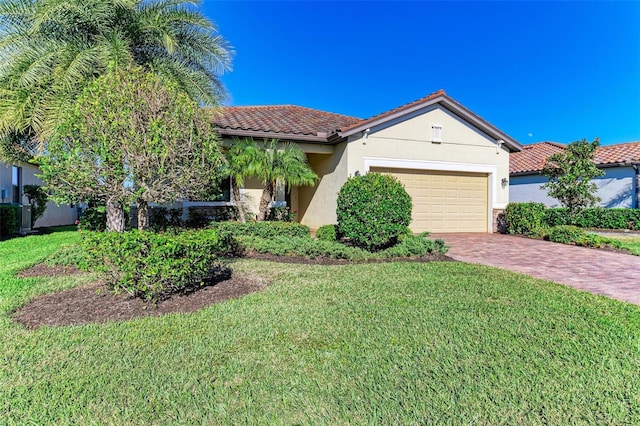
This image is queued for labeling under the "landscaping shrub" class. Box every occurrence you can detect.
[211,221,311,239]
[336,172,412,251]
[150,207,183,230]
[240,233,448,261]
[504,203,546,235]
[547,225,585,244]
[267,206,295,222]
[82,229,237,301]
[23,184,48,227]
[316,224,338,241]
[77,207,107,232]
[380,233,448,258]
[545,207,640,230]
[185,207,212,229]
[0,204,20,236]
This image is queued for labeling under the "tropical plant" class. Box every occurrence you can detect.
[225,138,262,223]
[541,138,604,214]
[22,184,48,227]
[38,68,224,232]
[254,140,317,221]
[0,0,233,160]
[225,138,317,222]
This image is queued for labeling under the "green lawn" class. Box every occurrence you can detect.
[607,236,640,256]
[1,230,640,424]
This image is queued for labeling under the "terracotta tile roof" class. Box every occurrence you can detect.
[341,89,446,133]
[211,105,362,138]
[595,141,640,166]
[510,141,640,174]
[509,142,566,174]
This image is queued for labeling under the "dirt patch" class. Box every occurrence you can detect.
[17,263,84,278]
[247,252,453,265]
[13,273,268,329]
[13,253,450,329]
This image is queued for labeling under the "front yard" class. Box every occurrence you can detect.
[1,230,639,424]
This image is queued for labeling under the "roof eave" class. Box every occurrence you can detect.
[214,128,331,143]
[340,94,522,152]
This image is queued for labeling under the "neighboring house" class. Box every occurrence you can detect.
[210,90,522,233]
[510,141,640,208]
[0,161,78,230]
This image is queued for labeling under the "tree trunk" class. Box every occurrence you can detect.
[231,177,246,223]
[106,200,126,232]
[257,181,274,221]
[137,198,149,230]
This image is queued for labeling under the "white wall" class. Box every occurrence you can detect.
[0,161,78,227]
[509,167,636,208]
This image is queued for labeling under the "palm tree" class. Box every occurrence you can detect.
[253,140,318,221]
[225,138,261,223]
[0,0,232,155]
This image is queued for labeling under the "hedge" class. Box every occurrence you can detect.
[0,204,21,237]
[211,221,311,239]
[505,203,640,234]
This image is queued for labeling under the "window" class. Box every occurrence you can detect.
[432,124,442,143]
[211,177,231,202]
[11,166,21,204]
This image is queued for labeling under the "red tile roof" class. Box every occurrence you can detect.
[211,105,361,137]
[509,142,566,174]
[595,141,640,166]
[510,141,640,174]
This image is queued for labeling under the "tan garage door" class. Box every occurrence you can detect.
[370,168,489,233]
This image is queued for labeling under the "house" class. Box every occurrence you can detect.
[1,161,78,231]
[509,141,640,208]
[209,90,522,233]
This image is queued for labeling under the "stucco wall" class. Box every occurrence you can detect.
[0,162,78,227]
[297,143,348,229]
[347,106,511,208]
[509,167,637,208]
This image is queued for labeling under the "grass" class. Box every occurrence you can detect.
[606,235,640,256]
[1,230,640,424]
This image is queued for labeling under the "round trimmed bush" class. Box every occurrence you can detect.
[336,172,412,251]
[316,224,338,241]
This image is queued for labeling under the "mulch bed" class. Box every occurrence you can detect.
[12,253,450,329]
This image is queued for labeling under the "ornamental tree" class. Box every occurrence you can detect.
[38,68,224,232]
[0,0,232,160]
[541,138,604,214]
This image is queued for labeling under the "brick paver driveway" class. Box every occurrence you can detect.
[431,233,640,306]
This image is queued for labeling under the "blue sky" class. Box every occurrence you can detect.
[203,1,640,146]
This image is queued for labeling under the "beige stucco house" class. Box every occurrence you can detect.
[211,90,522,233]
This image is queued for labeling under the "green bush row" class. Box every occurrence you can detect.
[240,233,447,261]
[505,203,640,234]
[82,229,237,301]
[0,204,21,237]
[211,221,311,239]
[544,207,640,230]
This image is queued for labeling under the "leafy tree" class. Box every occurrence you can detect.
[22,184,48,227]
[0,0,232,160]
[38,68,224,232]
[541,138,604,214]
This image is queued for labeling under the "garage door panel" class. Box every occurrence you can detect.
[370,167,488,233]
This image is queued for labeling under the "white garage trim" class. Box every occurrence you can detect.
[363,157,497,233]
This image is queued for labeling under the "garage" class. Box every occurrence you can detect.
[370,167,489,233]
